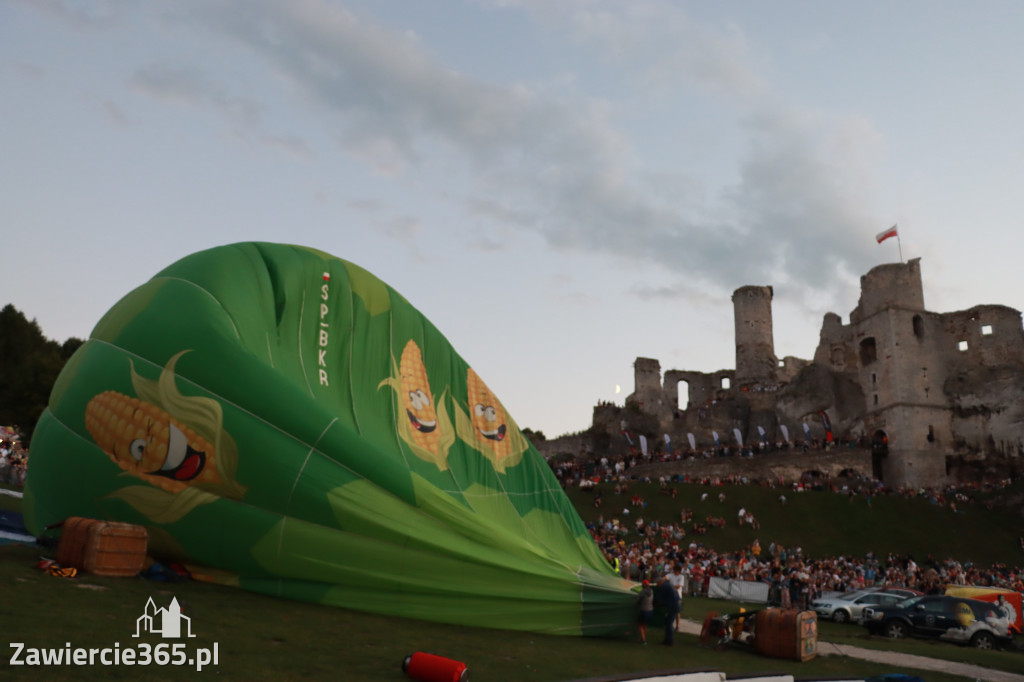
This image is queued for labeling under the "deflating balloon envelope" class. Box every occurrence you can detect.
[24,242,635,635]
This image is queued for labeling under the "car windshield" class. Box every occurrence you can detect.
[839,589,872,601]
[896,595,924,608]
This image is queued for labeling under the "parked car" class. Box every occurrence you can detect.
[811,589,911,623]
[862,594,1013,649]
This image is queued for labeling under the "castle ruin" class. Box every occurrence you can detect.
[599,258,1024,488]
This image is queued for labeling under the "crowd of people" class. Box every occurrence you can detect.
[3,417,1021,607]
[0,437,28,487]
[549,454,1024,608]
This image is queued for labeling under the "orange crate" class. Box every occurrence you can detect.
[754,608,817,661]
[56,517,148,577]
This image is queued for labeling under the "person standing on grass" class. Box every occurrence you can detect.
[657,575,681,646]
[637,580,654,644]
[667,562,685,631]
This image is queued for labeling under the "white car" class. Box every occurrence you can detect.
[812,589,914,623]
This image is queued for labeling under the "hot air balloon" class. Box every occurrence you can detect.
[24,242,634,635]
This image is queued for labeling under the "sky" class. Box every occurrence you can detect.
[3,1,1024,439]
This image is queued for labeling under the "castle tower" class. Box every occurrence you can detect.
[853,259,947,486]
[733,285,777,386]
[850,258,925,323]
[631,357,664,413]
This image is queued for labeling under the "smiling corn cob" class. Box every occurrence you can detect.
[466,368,511,462]
[399,340,441,454]
[85,390,222,493]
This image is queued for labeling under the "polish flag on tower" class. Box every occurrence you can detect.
[875,225,899,243]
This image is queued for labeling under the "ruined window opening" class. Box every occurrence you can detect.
[860,337,877,365]
[721,377,731,390]
[927,425,935,443]
[958,340,969,352]
[913,315,924,338]
[873,394,878,405]
[982,324,993,335]
[872,373,876,385]
[777,360,785,368]
[677,380,690,411]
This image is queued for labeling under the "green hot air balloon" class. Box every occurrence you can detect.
[24,242,635,636]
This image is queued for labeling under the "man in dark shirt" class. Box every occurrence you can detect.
[657,575,681,645]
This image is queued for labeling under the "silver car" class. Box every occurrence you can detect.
[812,589,912,623]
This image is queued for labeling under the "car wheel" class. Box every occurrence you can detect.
[971,631,994,650]
[883,621,907,639]
[833,610,849,624]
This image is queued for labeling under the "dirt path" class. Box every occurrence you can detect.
[816,641,1024,682]
[679,618,1024,682]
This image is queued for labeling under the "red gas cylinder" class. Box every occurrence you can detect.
[402,652,469,682]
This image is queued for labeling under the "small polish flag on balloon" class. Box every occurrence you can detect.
[322,272,330,282]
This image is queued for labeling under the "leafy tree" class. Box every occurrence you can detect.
[522,427,546,442]
[0,304,84,446]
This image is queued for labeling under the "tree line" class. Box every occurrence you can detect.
[0,304,84,447]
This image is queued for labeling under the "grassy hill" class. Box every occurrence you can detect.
[565,478,1024,569]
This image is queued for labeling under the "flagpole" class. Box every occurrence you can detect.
[896,224,903,262]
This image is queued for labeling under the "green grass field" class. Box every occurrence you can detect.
[565,478,1024,567]
[2,479,1023,681]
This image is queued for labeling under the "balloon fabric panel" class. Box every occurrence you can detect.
[24,242,635,636]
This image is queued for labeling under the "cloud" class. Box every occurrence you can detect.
[373,215,421,241]
[346,199,382,213]
[130,63,263,123]
[461,197,537,228]
[130,60,314,158]
[11,0,134,29]
[100,99,133,127]
[166,0,884,311]
[259,132,311,159]
[1,60,45,81]
[482,1,882,302]
[489,0,766,100]
[185,0,615,177]
[727,105,883,290]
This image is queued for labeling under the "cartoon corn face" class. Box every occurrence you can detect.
[399,340,441,454]
[466,368,511,461]
[85,390,223,494]
[378,339,454,469]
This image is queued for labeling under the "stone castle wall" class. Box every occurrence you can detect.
[604,258,1024,489]
[942,305,1024,369]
